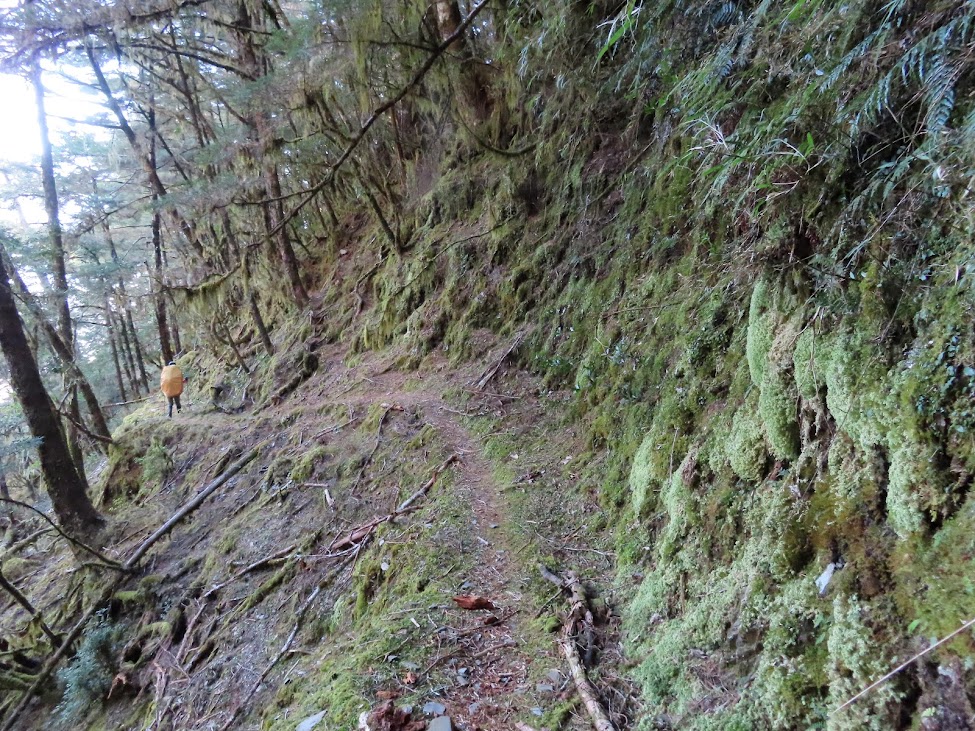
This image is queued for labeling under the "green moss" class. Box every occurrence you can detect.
[746,278,775,387]
[792,327,823,400]
[629,432,658,516]
[822,332,888,451]
[759,367,800,461]
[825,597,900,730]
[137,438,172,492]
[886,435,951,539]
[658,451,698,558]
[726,395,768,482]
[288,445,330,483]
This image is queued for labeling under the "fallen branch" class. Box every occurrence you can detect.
[0,444,262,731]
[351,406,399,491]
[202,542,300,600]
[125,445,261,568]
[421,637,517,676]
[330,454,459,552]
[0,527,51,562]
[104,394,154,408]
[0,568,61,647]
[217,551,358,731]
[473,331,525,390]
[0,498,125,571]
[266,0,492,233]
[539,566,615,731]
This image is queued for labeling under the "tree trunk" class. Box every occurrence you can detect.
[32,58,107,465]
[104,289,128,402]
[125,310,150,392]
[170,316,182,355]
[433,0,492,121]
[116,305,139,390]
[244,253,273,356]
[152,211,174,366]
[0,255,102,537]
[86,44,208,262]
[30,59,71,346]
[0,245,112,444]
[233,0,308,308]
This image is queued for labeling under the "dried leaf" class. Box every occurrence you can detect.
[367,700,425,731]
[452,594,498,611]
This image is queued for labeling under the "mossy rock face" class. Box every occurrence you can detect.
[793,327,824,400]
[288,445,331,483]
[746,277,777,387]
[657,451,698,558]
[822,332,889,451]
[886,435,952,539]
[630,431,658,516]
[825,596,901,731]
[726,395,768,482]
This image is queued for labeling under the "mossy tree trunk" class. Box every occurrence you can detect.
[232,0,309,308]
[31,57,86,480]
[0,254,103,538]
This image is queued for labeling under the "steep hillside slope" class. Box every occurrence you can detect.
[2,1,975,730]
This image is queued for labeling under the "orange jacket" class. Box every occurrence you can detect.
[160,365,184,397]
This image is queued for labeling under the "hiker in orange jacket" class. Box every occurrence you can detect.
[160,361,187,417]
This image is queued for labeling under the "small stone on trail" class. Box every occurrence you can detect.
[295,710,326,731]
[427,717,452,731]
[546,669,562,683]
[422,701,447,716]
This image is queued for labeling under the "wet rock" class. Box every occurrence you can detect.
[422,702,447,716]
[815,562,837,595]
[295,711,326,731]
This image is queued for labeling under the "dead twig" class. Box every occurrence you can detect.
[834,616,975,715]
[0,527,51,562]
[422,638,517,676]
[0,498,125,571]
[126,445,261,568]
[218,551,357,731]
[0,445,263,731]
[330,454,459,551]
[539,566,616,731]
[217,585,321,731]
[472,331,525,390]
[351,406,399,491]
[202,542,300,600]
[0,568,61,647]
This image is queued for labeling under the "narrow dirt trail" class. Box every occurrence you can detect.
[78,343,614,731]
[322,352,548,729]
